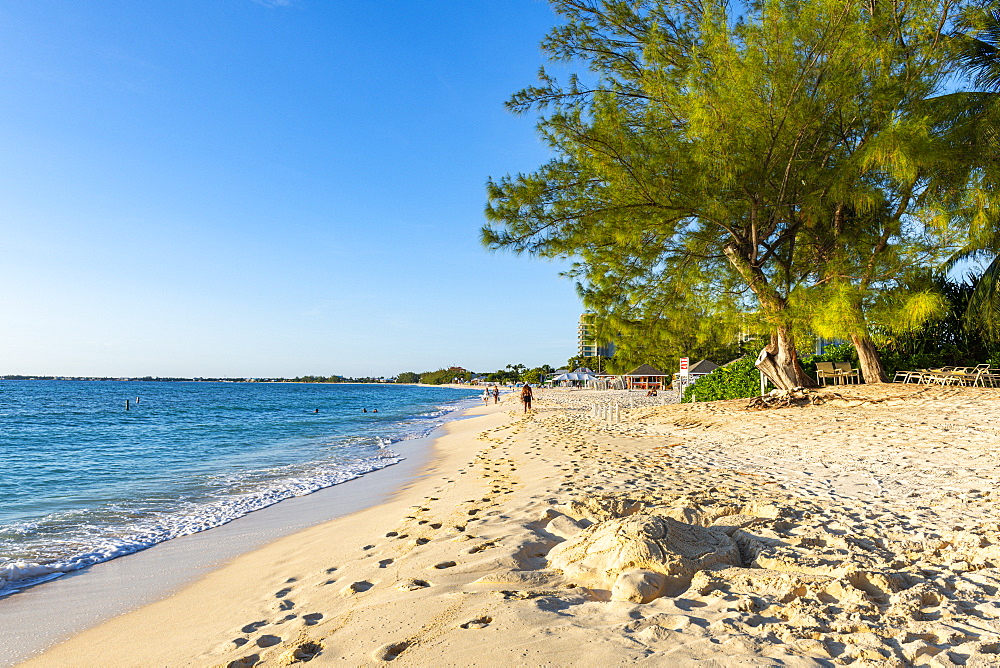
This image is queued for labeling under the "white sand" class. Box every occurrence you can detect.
[18,386,1000,667]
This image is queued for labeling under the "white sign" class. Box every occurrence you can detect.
[679,357,689,377]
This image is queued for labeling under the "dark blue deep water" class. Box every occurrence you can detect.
[0,381,479,594]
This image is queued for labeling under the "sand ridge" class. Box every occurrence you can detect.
[20,386,1000,667]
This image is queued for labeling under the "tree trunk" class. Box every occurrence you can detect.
[850,333,889,383]
[755,327,818,390]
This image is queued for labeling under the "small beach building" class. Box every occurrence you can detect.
[687,359,719,378]
[623,364,669,390]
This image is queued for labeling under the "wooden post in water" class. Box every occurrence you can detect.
[125,399,130,411]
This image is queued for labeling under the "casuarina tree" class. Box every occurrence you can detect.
[484,0,978,388]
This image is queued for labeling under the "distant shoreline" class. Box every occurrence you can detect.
[0,377,498,389]
[2,377,419,384]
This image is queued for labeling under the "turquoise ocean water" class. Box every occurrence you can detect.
[0,381,480,596]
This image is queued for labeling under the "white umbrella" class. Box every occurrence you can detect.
[553,372,597,382]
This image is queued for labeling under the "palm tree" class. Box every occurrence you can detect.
[941,9,1000,341]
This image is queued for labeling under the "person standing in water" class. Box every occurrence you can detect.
[520,383,533,413]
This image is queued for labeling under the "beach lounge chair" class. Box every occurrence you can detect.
[918,367,954,384]
[815,362,838,386]
[944,367,975,385]
[834,362,859,384]
[972,364,994,387]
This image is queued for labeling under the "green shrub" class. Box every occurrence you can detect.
[682,356,760,402]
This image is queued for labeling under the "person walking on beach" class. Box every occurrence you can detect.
[520,383,533,413]
[492,386,499,404]
[482,387,491,406]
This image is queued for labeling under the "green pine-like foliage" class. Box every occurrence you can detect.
[484,0,992,387]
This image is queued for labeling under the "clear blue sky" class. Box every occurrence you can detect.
[0,0,585,378]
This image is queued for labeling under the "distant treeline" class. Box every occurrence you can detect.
[395,361,577,385]
[2,360,592,385]
[290,375,388,383]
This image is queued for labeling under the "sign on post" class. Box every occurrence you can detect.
[679,357,689,376]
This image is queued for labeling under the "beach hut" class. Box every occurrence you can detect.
[687,360,719,378]
[623,364,669,390]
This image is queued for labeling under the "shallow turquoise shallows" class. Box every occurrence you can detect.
[0,380,480,595]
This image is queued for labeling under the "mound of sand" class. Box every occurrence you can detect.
[547,514,742,602]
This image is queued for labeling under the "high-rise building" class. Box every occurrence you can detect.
[578,314,614,360]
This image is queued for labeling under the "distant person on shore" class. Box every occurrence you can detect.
[372,409,378,413]
[362,408,367,413]
[482,388,490,406]
[520,383,533,413]
[492,386,499,404]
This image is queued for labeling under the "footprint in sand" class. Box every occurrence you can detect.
[256,634,281,648]
[385,531,399,537]
[378,558,394,568]
[241,621,267,634]
[290,640,322,662]
[325,566,338,573]
[343,580,374,594]
[398,578,431,591]
[275,588,292,598]
[414,537,430,546]
[374,640,410,661]
[460,616,493,629]
[433,561,457,569]
[278,599,294,611]
[302,613,324,626]
[227,654,259,668]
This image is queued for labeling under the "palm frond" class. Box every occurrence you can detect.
[954,10,1000,92]
[965,255,1000,341]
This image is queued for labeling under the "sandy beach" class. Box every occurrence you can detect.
[18,385,1000,667]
